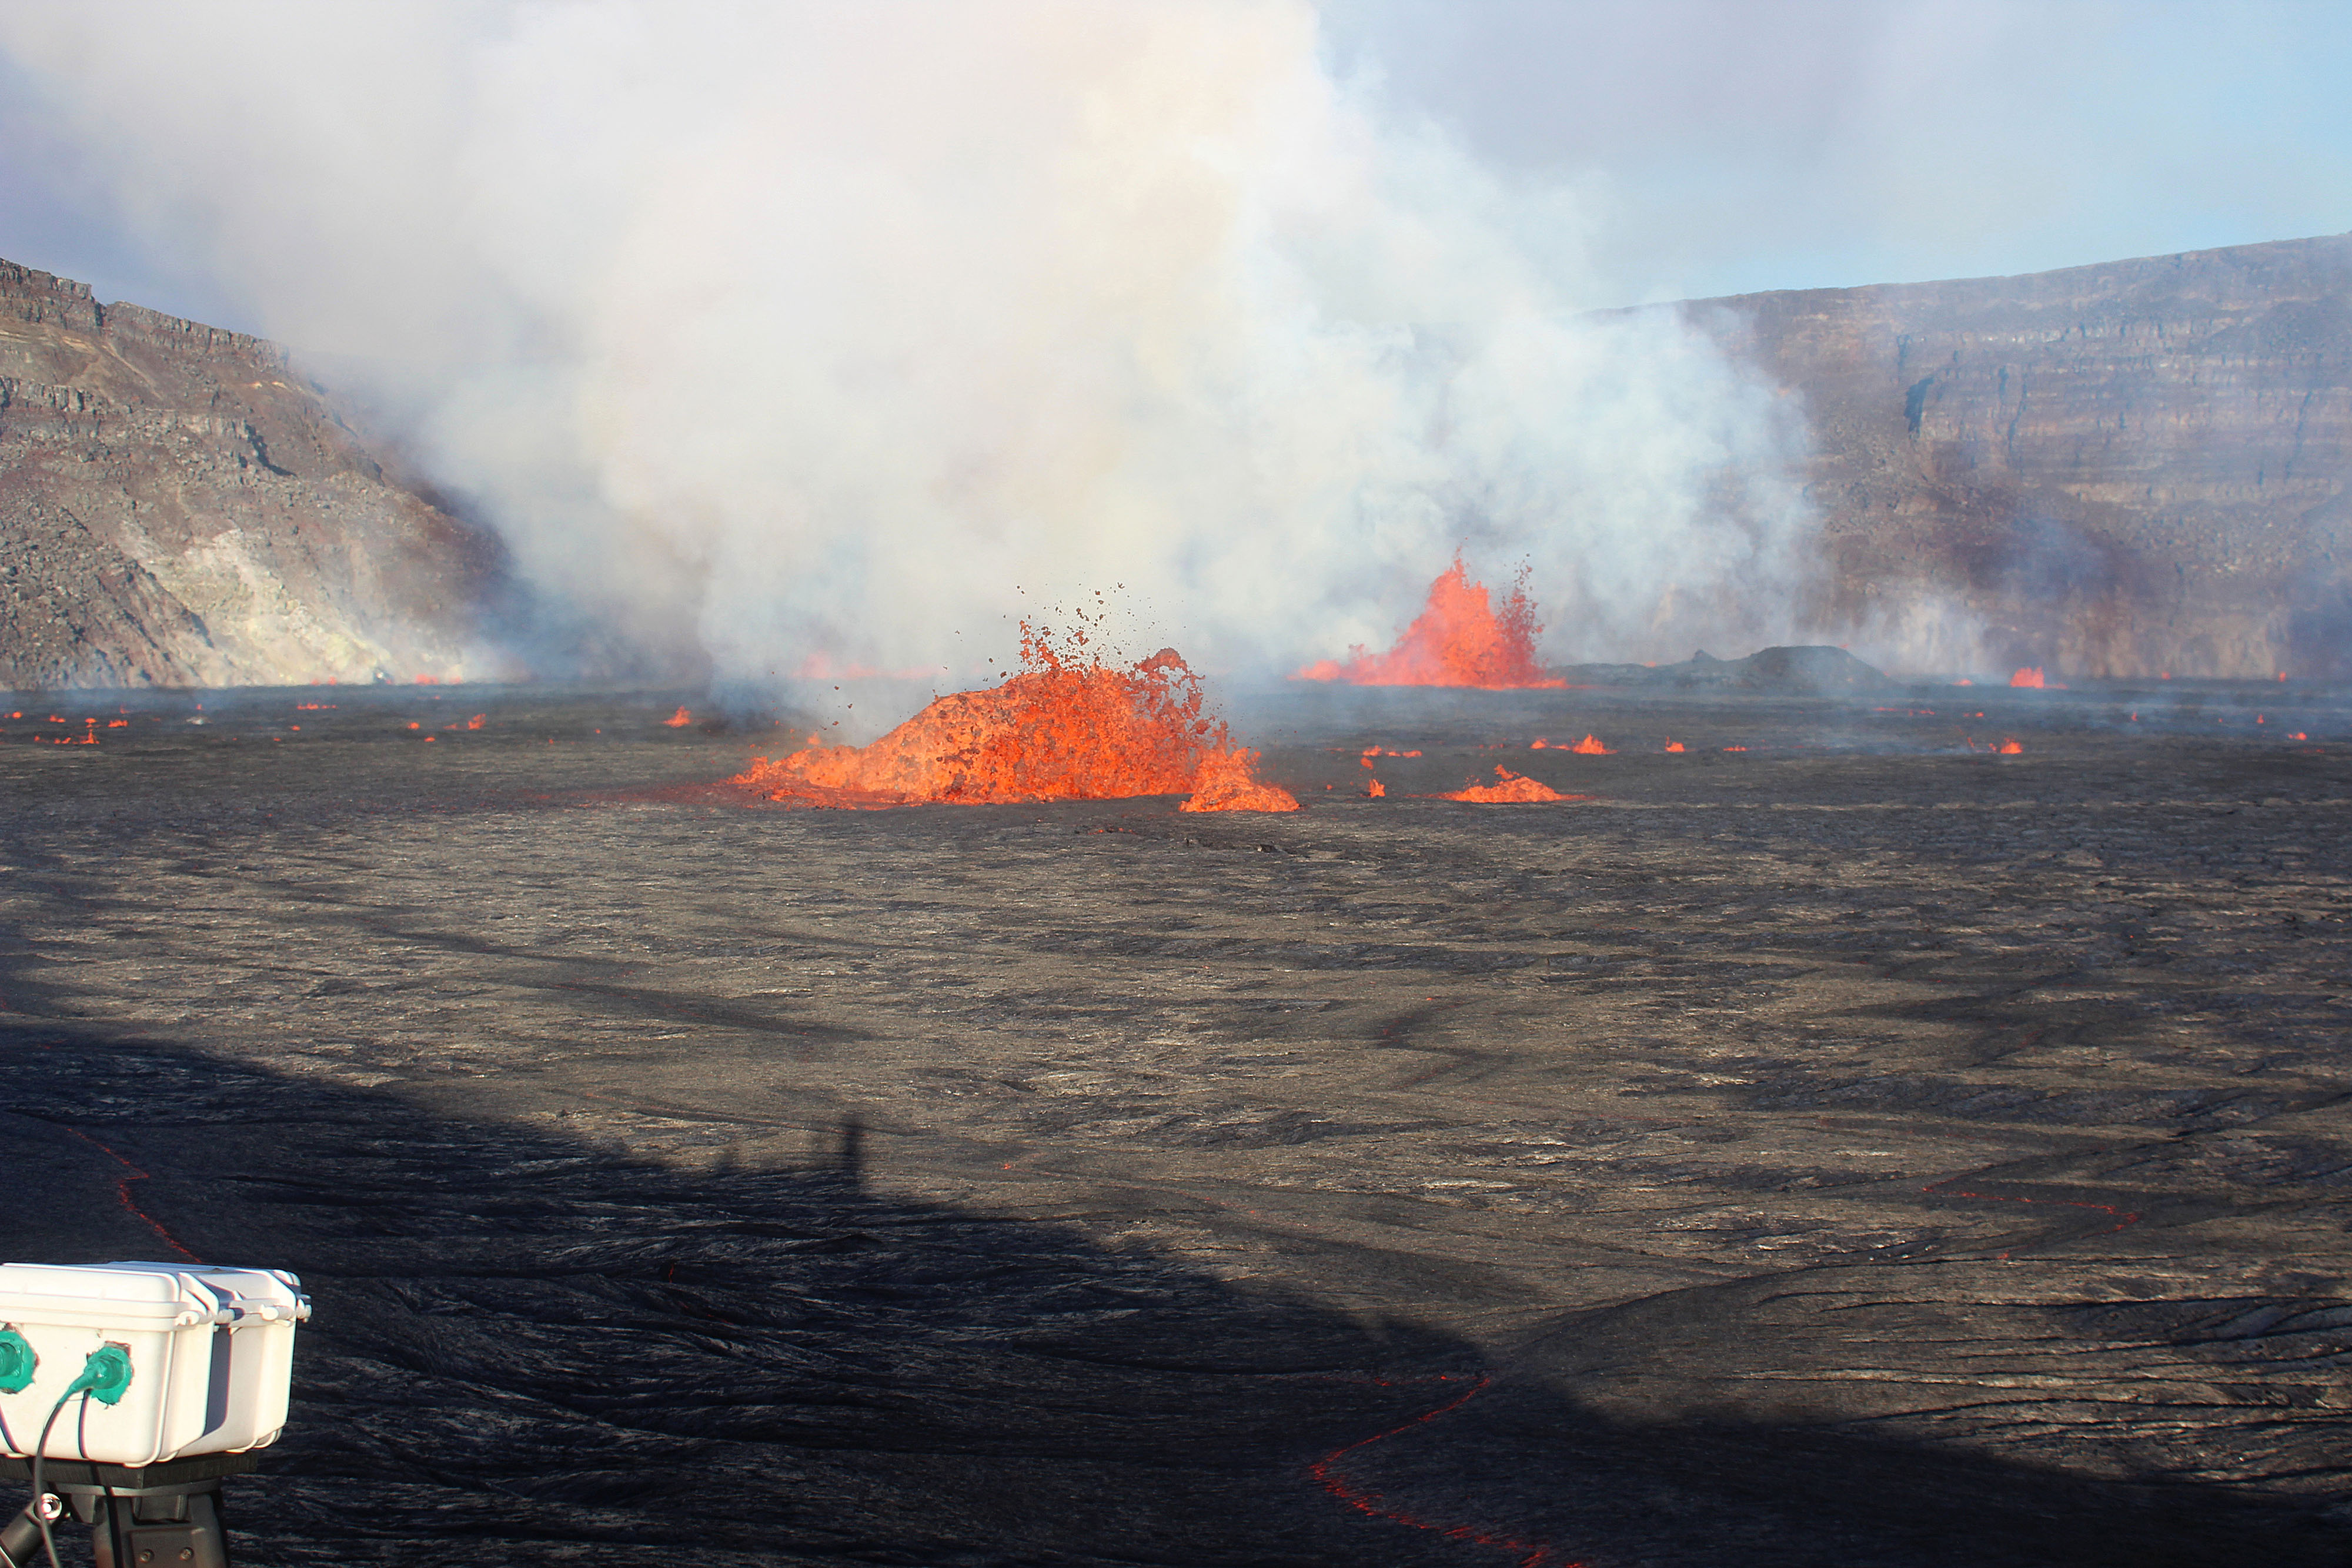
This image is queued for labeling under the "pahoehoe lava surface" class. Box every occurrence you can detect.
[1,682,2349,1565]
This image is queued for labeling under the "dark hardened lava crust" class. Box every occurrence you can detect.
[1,679,2348,1565]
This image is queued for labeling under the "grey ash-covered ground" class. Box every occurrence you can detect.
[1,678,2348,1565]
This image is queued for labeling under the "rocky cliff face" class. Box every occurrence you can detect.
[9,236,2347,689]
[0,259,504,688]
[1695,233,2352,678]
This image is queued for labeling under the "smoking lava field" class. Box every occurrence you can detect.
[2,676,2350,1565]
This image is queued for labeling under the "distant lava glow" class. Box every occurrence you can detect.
[733,624,1297,812]
[1294,557,1565,689]
[1442,767,1580,803]
[2010,667,2046,688]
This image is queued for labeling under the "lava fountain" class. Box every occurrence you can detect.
[734,623,1297,812]
[1293,557,1565,689]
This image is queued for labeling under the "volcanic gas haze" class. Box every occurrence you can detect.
[0,1,1811,685]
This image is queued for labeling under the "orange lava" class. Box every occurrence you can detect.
[1996,738,2023,754]
[465,714,486,730]
[1664,740,1685,753]
[1359,746,1415,801]
[1292,556,1564,688]
[1569,734,1609,754]
[1180,747,1301,814]
[663,707,693,727]
[1441,767,1577,803]
[2290,731,2310,740]
[733,628,1297,813]
[2010,667,2046,688]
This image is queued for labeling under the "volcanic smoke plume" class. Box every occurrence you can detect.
[0,1,1811,684]
[733,627,1296,813]
[1295,557,1565,688]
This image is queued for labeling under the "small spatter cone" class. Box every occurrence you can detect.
[1180,748,1301,814]
[1442,767,1576,803]
[733,631,1296,812]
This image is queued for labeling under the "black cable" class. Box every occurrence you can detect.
[26,1387,85,1568]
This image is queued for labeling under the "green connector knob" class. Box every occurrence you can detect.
[70,1343,132,1406]
[0,1328,32,1395]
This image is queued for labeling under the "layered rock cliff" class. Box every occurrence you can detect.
[0,259,503,688]
[7,236,2347,688]
[1694,233,2352,678]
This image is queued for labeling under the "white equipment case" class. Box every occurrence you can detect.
[0,1261,309,1467]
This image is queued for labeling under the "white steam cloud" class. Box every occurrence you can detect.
[0,1,1813,681]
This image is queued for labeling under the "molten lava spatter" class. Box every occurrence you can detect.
[2011,668,2046,688]
[1294,557,1565,688]
[1180,747,1300,813]
[733,628,1298,812]
[1442,767,1578,804]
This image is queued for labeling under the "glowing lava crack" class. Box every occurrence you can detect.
[1310,1375,1581,1567]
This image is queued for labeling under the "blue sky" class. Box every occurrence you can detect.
[1324,0,2352,302]
[2,0,2347,329]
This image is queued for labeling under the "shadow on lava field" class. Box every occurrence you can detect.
[0,1027,2337,1568]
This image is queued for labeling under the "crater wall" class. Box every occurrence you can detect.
[0,259,505,688]
[1690,232,2352,677]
